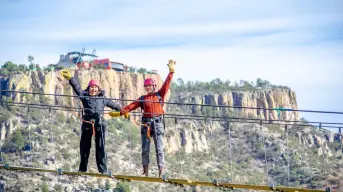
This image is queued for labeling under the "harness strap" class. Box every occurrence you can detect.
[72,110,96,136]
[130,117,151,140]
[140,92,164,111]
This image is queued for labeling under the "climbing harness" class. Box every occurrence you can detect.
[73,110,96,136]
[139,92,166,129]
[129,117,152,140]
[61,101,96,136]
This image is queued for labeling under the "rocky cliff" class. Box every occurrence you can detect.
[0,69,169,112]
[0,70,332,149]
[178,89,299,121]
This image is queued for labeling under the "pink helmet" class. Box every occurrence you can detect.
[144,78,156,86]
[88,79,100,88]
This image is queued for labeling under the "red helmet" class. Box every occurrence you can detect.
[88,79,100,88]
[144,78,156,86]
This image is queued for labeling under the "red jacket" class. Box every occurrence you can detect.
[120,72,174,117]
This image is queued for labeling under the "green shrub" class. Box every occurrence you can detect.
[12,129,25,150]
[113,181,131,192]
[41,181,49,192]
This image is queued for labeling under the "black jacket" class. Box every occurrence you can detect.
[69,77,121,121]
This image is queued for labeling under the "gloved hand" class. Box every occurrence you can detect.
[60,69,72,80]
[167,59,176,73]
[108,111,130,119]
[108,111,121,117]
[123,113,130,119]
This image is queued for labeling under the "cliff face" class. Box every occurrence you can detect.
[177,89,299,121]
[1,70,298,121]
[0,70,301,147]
[0,69,169,111]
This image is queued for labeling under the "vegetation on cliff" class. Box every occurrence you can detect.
[171,77,290,93]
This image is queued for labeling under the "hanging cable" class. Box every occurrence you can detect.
[132,112,139,176]
[227,121,233,183]
[260,120,269,185]
[178,131,183,176]
[210,125,214,181]
[206,93,215,191]
[48,107,55,169]
[40,121,43,168]
[126,115,133,175]
[204,103,214,181]
[2,101,343,129]
[285,124,290,187]
[129,125,132,173]
[3,89,343,115]
[175,119,184,176]
[0,140,2,164]
[324,143,328,189]
[27,107,33,167]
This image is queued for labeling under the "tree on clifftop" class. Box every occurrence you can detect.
[1,61,17,72]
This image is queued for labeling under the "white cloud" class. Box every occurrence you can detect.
[3,13,341,44]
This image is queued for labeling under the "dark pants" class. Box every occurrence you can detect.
[78,122,107,173]
[141,116,165,169]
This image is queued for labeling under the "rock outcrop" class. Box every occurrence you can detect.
[178,89,299,121]
[0,69,169,112]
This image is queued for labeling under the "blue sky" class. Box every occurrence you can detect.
[1,0,343,131]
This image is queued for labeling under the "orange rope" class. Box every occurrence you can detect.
[62,102,96,136]
[72,110,96,136]
[128,116,151,140]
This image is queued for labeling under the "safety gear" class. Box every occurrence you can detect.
[140,93,165,129]
[144,78,156,86]
[61,69,72,80]
[108,111,129,119]
[88,79,100,89]
[142,165,149,177]
[167,59,176,73]
[139,92,163,110]
[123,113,129,119]
[108,111,121,117]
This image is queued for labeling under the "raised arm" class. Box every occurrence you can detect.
[157,59,175,99]
[69,77,84,96]
[157,72,174,99]
[60,69,83,96]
